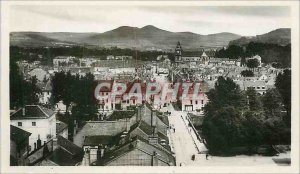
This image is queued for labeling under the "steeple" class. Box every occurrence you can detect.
[174,41,182,64]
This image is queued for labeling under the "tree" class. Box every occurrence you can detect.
[262,88,284,119]
[246,58,259,71]
[202,77,246,155]
[275,69,291,126]
[241,70,254,77]
[245,88,262,111]
[10,61,40,109]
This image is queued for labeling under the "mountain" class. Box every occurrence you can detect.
[229,28,291,46]
[10,25,241,50]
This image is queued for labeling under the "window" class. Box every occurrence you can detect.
[201,100,204,104]
[190,100,193,104]
[195,101,198,105]
[262,86,265,89]
[18,122,22,126]
[257,87,260,89]
[32,122,36,126]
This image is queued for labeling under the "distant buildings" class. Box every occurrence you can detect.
[53,56,75,67]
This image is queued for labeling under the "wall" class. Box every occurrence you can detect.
[10,114,56,151]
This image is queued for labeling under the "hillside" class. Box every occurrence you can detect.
[10,25,241,50]
[229,28,291,46]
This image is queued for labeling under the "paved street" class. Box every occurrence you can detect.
[167,104,290,166]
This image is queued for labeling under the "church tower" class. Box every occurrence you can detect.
[174,41,183,65]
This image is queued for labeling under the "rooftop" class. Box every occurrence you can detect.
[10,125,31,143]
[56,121,68,134]
[107,110,135,121]
[10,105,55,120]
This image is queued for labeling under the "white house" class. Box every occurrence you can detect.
[10,105,56,151]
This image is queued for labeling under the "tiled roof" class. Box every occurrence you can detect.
[107,110,135,121]
[97,135,175,166]
[78,121,128,137]
[57,135,83,156]
[10,105,55,120]
[48,148,82,166]
[56,121,68,134]
[10,125,31,143]
[83,135,114,146]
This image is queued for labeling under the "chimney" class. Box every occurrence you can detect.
[97,145,105,160]
[136,105,142,122]
[151,151,158,166]
[22,107,26,116]
[126,118,131,132]
[84,149,90,166]
[151,110,157,127]
[119,131,128,145]
[148,129,159,145]
[37,135,42,149]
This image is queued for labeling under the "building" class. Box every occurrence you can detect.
[10,125,31,166]
[179,81,209,113]
[10,105,56,151]
[53,56,74,67]
[174,41,183,65]
[56,121,68,139]
[237,80,268,95]
[96,136,175,166]
[38,80,52,105]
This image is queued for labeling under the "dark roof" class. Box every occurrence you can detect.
[107,110,135,121]
[48,148,81,166]
[157,114,169,126]
[10,105,55,120]
[56,121,68,134]
[10,125,31,143]
[96,135,175,166]
[83,135,114,146]
[57,135,83,156]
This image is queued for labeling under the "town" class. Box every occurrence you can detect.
[9,39,291,166]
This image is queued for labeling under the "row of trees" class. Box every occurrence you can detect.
[10,46,174,65]
[51,71,99,140]
[202,71,291,155]
[215,42,291,67]
[10,61,40,109]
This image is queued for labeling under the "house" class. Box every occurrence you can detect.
[77,104,173,166]
[10,125,31,166]
[239,80,268,95]
[95,136,175,166]
[106,55,115,60]
[73,118,135,147]
[55,101,67,113]
[56,121,68,139]
[179,81,209,113]
[53,56,74,67]
[38,80,52,105]
[10,105,56,151]
[34,135,83,166]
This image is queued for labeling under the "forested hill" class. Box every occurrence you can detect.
[215,42,291,67]
[10,25,241,50]
[229,28,291,46]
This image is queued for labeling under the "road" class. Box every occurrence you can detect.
[153,72,289,166]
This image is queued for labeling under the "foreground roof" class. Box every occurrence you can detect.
[10,125,31,143]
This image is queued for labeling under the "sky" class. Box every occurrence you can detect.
[10,5,291,36]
